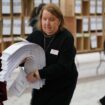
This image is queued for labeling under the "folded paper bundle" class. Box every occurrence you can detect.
[0,41,46,96]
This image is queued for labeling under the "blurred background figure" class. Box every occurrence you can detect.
[29,3,46,30]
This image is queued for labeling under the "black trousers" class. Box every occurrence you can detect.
[31,85,76,105]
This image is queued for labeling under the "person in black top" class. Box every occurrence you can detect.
[26,3,78,105]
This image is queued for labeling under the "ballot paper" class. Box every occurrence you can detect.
[34,0,42,7]
[2,0,11,14]
[9,69,45,96]
[90,0,96,14]
[75,0,82,14]
[13,0,22,14]
[51,0,59,5]
[2,18,11,35]
[43,0,50,4]
[0,41,46,96]
[13,18,22,35]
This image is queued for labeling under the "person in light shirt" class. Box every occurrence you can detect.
[26,3,78,105]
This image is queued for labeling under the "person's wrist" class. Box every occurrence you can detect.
[33,70,40,79]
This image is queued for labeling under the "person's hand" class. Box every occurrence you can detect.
[26,70,40,83]
[34,70,40,80]
[19,58,28,66]
[21,57,31,64]
[22,57,30,63]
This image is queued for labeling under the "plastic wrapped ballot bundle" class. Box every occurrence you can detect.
[0,41,46,96]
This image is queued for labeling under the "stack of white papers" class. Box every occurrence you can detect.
[13,0,22,14]
[82,17,89,32]
[90,34,97,48]
[0,41,46,96]
[96,0,102,14]
[3,18,11,35]
[90,16,97,31]
[75,0,82,14]
[96,16,103,30]
[90,0,96,14]
[13,18,22,35]
[2,0,11,14]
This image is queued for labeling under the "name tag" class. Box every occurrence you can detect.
[50,49,59,55]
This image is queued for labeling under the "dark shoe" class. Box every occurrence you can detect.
[100,96,105,105]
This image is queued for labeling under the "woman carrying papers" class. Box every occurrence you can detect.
[26,3,78,105]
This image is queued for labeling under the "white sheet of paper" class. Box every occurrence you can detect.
[3,18,11,35]
[13,0,22,13]
[90,0,96,14]
[90,17,97,31]
[90,35,97,48]
[96,0,102,14]
[13,18,21,35]
[96,16,103,30]
[2,0,11,14]
[83,17,89,32]
[75,0,82,14]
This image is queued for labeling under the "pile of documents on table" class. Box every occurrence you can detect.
[0,41,46,96]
